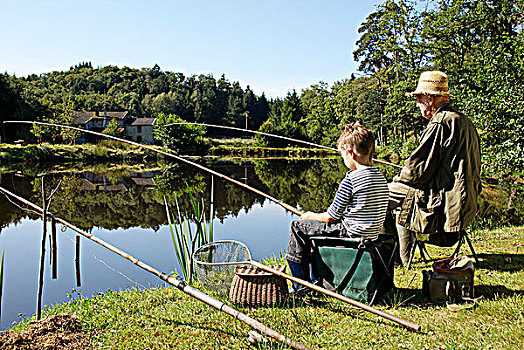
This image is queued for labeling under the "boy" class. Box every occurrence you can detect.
[285,124,389,288]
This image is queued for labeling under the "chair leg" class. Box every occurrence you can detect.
[452,230,480,266]
[418,242,432,262]
[452,234,465,257]
[365,240,397,305]
[464,231,480,266]
[406,236,418,270]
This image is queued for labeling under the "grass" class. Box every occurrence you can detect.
[3,227,524,349]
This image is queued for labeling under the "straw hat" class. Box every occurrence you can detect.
[407,71,455,98]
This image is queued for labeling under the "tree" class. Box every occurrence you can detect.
[256,91,306,147]
[300,83,339,146]
[354,0,424,88]
[154,113,209,155]
[353,0,426,142]
[420,0,524,173]
[102,118,124,138]
[54,98,82,144]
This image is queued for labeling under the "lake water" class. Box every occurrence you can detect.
[0,157,344,330]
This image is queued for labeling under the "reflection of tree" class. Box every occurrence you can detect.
[46,175,166,230]
[153,163,207,201]
[253,159,347,212]
[156,161,267,221]
[210,161,266,220]
[2,160,520,233]
[0,160,370,232]
[0,174,40,231]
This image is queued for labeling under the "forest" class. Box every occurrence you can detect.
[0,0,522,175]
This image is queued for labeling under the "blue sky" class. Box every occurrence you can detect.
[1,0,380,98]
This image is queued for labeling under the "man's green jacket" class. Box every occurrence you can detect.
[394,103,482,234]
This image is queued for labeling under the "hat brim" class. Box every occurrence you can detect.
[406,90,456,98]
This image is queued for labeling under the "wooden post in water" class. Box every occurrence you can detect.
[50,217,57,279]
[36,177,47,320]
[75,235,81,287]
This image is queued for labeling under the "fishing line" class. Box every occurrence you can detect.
[60,228,148,289]
[165,121,403,169]
[0,191,41,216]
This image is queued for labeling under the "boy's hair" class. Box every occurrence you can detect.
[337,124,375,158]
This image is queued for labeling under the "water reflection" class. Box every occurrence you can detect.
[0,158,349,232]
[0,158,347,330]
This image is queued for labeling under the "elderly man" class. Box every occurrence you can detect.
[389,71,482,264]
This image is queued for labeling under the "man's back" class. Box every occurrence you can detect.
[396,104,482,233]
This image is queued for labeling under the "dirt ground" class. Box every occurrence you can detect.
[0,314,93,350]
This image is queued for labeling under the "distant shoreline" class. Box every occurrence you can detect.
[0,143,337,167]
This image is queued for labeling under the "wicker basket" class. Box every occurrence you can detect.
[229,264,289,306]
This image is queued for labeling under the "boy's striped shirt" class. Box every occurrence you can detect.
[327,166,389,240]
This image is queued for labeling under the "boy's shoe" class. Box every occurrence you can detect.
[287,282,326,306]
[288,285,311,296]
[288,279,323,296]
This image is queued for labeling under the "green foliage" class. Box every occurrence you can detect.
[102,118,124,138]
[255,90,308,147]
[3,67,270,141]
[454,1,524,173]
[29,98,81,144]
[262,250,287,265]
[154,114,209,154]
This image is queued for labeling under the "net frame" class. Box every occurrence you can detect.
[193,240,253,293]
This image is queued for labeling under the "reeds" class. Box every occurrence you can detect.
[164,177,215,282]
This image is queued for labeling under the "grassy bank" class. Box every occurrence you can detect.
[1,227,523,349]
[0,142,336,167]
[0,142,160,166]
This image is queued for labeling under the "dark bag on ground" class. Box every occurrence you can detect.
[422,256,474,304]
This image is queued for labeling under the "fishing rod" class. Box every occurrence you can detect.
[2,121,422,331]
[165,122,403,169]
[3,121,302,216]
[0,185,312,350]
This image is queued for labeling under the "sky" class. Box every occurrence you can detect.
[1,0,380,98]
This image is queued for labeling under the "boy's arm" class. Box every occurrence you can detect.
[300,211,336,223]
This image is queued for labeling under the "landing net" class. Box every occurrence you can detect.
[193,240,252,293]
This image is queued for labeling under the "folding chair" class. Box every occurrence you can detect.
[406,229,480,270]
[310,234,397,305]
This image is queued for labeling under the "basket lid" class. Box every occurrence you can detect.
[234,264,286,276]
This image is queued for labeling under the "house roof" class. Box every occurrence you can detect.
[131,177,155,186]
[73,111,129,125]
[127,118,156,126]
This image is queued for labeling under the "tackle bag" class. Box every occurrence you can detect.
[422,256,474,304]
